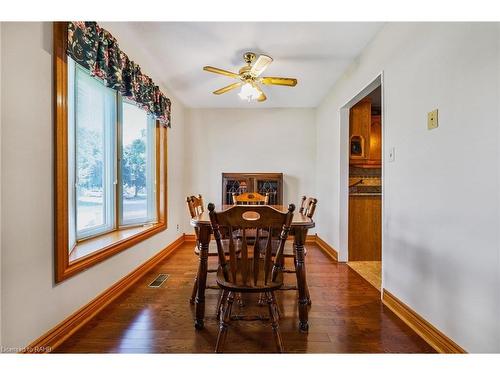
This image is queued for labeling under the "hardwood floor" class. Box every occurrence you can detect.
[348,261,382,291]
[55,241,434,353]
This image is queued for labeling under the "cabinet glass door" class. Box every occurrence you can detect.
[257,179,280,205]
[224,178,250,205]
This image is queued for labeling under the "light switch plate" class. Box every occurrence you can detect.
[428,109,438,130]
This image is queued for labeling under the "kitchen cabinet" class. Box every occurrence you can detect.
[348,194,381,261]
[349,98,382,167]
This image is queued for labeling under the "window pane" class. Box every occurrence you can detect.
[121,102,156,225]
[74,65,116,238]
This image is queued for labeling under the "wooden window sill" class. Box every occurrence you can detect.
[59,222,166,282]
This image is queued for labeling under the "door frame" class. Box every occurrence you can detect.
[338,72,385,292]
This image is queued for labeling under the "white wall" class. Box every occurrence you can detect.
[184,108,316,219]
[0,22,186,348]
[315,23,500,352]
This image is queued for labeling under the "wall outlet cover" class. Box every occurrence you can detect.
[428,109,439,130]
[388,147,395,162]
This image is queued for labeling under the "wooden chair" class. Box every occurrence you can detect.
[232,192,269,205]
[277,196,317,255]
[187,195,241,307]
[260,196,317,305]
[187,194,204,218]
[208,203,295,353]
[299,196,318,219]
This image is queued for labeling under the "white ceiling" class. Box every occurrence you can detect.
[102,22,384,108]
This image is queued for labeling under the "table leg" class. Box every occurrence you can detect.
[194,225,210,330]
[294,228,309,332]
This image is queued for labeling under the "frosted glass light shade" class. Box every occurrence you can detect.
[238,83,260,101]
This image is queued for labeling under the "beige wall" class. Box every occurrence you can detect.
[315,22,500,352]
[184,108,316,217]
[0,22,186,348]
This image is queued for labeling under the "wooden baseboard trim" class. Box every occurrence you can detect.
[314,235,338,262]
[305,234,316,244]
[24,234,186,353]
[382,289,466,353]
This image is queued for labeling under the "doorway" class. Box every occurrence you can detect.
[339,76,383,292]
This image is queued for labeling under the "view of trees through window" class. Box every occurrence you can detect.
[76,118,106,231]
[121,101,156,224]
[71,61,156,240]
[75,66,115,235]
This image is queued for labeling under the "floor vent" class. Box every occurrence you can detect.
[148,273,169,288]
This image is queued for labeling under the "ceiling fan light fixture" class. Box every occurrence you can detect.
[203,52,297,102]
[238,83,260,102]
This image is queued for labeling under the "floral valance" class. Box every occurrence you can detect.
[67,22,171,127]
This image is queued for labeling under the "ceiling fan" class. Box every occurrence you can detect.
[203,52,298,102]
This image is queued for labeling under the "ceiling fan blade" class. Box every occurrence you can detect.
[213,82,243,95]
[250,55,273,77]
[203,66,240,79]
[260,77,298,87]
[251,83,267,102]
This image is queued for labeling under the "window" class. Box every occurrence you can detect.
[54,23,168,283]
[120,101,157,226]
[68,60,159,244]
[69,60,117,242]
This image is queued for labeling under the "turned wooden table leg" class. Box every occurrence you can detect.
[189,276,198,304]
[194,225,210,330]
[294,228,309,332]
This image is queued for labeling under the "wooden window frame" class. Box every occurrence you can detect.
[54,22,168,283]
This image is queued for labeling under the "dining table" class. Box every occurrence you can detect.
[190,204,315,332]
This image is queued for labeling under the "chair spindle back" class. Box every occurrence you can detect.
[208,203,295,287]
[187,194,204,218]
[298,196,318,218]
[232,192,269,205]
[187,195,205,242]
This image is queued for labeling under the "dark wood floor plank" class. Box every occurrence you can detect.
[55,242,434,353]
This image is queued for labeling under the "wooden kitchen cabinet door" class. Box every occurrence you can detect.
[348,195,382,261]
[349,98,372,161]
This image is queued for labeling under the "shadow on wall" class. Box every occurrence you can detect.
[41,22,52,54]
[284,174,298,205]
[386,214,498,352]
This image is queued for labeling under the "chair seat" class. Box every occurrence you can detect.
[194,239,242,256]
[216,258,283,293]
